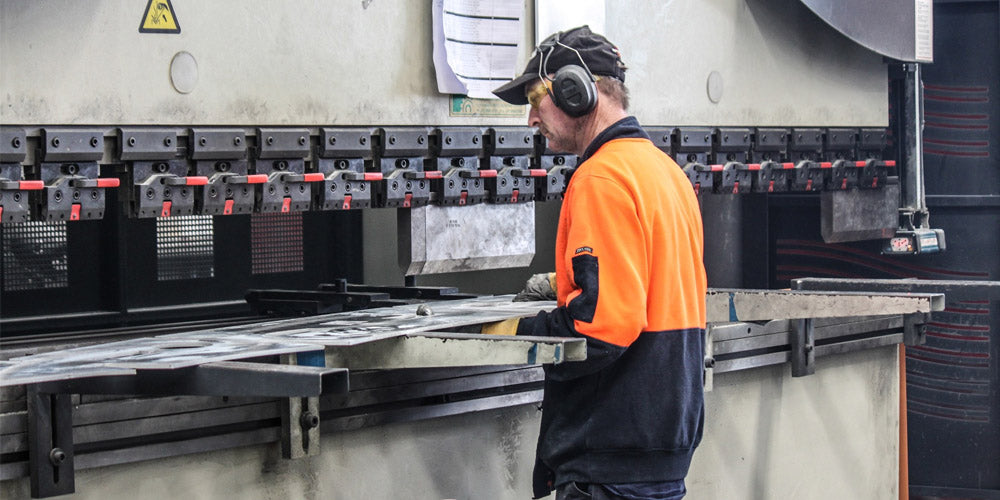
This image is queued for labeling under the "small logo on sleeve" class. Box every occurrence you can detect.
[575,246,593,255]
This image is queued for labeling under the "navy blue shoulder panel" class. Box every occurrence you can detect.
[579,116,650,163]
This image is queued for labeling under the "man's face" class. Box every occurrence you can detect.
[526,79,580,155]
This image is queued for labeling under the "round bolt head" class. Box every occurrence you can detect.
[49,448,67,466]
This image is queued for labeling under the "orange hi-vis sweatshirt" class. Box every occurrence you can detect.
[517,117,707,498]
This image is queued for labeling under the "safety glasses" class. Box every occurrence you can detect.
[526,80,552,109]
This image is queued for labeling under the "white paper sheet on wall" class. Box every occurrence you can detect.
[534,0,605,45]
[432,0,523,99]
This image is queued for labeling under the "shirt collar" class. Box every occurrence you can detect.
[579,116,650,163]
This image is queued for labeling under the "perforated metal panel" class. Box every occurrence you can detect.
[1,222,69,291]
[251,213,304,275]
[156,216,215,281]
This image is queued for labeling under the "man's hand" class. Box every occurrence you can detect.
[514,272,557,302]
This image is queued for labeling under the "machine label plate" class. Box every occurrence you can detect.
[450,96,524,118]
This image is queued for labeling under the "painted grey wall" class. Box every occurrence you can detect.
[1,347,899,500]
[1,0,885,127]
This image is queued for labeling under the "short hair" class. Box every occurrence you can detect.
[597,77,630,111]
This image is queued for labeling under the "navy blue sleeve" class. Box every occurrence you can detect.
[517,309,626,381]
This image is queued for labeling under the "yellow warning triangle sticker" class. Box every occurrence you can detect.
[139,0,181,34]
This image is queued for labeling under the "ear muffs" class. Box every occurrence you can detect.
[550,65,597,117]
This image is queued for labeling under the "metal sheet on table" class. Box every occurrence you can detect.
[248,295,552,346]
[0,296,551,387]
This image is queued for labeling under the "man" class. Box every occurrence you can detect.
[491,26,708,500]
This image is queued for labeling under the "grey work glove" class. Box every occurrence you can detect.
[513,272,557,302]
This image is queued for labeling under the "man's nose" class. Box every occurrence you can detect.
[527,107,541,128]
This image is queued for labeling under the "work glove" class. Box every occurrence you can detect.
[480,318,520,336]
[513,272,557,302]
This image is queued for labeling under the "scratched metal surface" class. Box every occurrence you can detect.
[0,295,550,386]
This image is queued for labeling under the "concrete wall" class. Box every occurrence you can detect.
[1,346,899,500]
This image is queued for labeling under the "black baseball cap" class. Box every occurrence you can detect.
[493,25,627,105]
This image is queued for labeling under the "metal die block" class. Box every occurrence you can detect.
[788,128,824,162]
[858,128,889,158]
[487,127,535,158]
[788,160,826,191]
[188,129,253,215]
[127,160,202,218]
[749,161,792,193]
[644,127,675,157]
[379,166,432,208]
[535,162,574,201]
[715,162,753,194]
[752,128,789,162]
[117,128,179,161]
[682,162,714,195]
[314,160,378,211]
[254,159,318,213]
[315,129,380,210]
[27,387,75,498]
[486,166,542,204]
[0,163,39,224]
[674,127,714,166]
[432,127,485,159]
[39,129,104,163]
[712,128,752,165]
[376,127,434,208]
[822,128,858,162]
[255,128,311,160]
[1,127,27,163]
[35,161,114,222]
[430,127,489,206]
[322,332,586,370]
[860,158,896,189]
[319,128,376,161]
[379,128,432,162]
[826,159,862,190]
[194,159,258,216]
[432,159,489,206]
[537,133,578,194]
[189,129,248,160]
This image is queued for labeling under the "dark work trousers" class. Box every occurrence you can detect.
[555,481,687,500]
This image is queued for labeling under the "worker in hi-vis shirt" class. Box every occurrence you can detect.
[484,26,708,500]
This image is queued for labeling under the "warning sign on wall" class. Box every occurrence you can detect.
[139,0,181,34]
